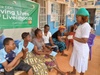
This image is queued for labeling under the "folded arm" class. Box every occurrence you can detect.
[74,37,88,43]
[33,46,51,55]
[2,52,23,71]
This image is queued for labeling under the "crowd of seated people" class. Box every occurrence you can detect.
[0,25,69,75]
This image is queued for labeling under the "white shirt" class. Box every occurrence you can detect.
[42,31,52,43]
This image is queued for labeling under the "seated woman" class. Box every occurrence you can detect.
[18,32,48,75]
[52,25,67,56]
[32,28,68,75]
[43,24,58,52]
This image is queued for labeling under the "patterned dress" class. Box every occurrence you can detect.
[18,40,48,75]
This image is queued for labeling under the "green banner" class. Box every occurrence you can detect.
[0,0,39,29]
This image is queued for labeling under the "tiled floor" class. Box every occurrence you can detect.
[49,36,100,75]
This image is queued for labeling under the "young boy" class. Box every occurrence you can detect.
[0,38,33,75]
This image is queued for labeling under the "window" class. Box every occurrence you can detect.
[59,4,66,25]
[54,4,66,27]
[32,0,47,29]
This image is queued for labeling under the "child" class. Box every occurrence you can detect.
[0,38,33,75]
[66,26,75,50]
[73,23,78,32]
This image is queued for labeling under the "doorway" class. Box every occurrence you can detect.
[86,8,96,29]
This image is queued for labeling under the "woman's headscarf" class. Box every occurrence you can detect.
[76,8,89,17]
[59,25,66,30]
[76,8,90,22]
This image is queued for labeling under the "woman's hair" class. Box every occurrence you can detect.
[44,24,49,28]
[21,32,30,39]
[81,16,89,23]
[34,28,42,36]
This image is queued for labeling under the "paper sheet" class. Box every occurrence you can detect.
[50,51,57,57]
[67,35,73,39]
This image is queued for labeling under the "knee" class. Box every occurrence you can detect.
[59,42,65,47]
[28,68,33,72]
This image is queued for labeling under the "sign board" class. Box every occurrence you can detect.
[0,0,39,29]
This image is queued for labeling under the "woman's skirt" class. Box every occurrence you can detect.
[23,52,48,75]
[53,38,66,52]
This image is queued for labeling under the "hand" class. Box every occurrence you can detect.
[45,51,51,55]
[5,67,13,72]
[47,46,52,49]
[46,45,52,49]
[73,37,76,40]
[23,48,28,52]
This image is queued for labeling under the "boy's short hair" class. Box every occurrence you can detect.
[21,32,30,39]
[44,24,49,28]
[3,38,13,46]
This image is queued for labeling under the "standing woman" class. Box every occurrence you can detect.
[69,8,91,75]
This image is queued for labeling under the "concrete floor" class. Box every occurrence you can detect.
[49,36,100,75]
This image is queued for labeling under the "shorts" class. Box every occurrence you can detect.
[4,60,32,75]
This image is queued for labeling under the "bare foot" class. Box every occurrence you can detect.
[70,72,76,75]
[61,54,68,56]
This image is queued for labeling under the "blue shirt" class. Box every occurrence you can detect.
[18,40,34,52]
[5,51,16,63]
[0,48,20,64]
[0,35,6,49]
